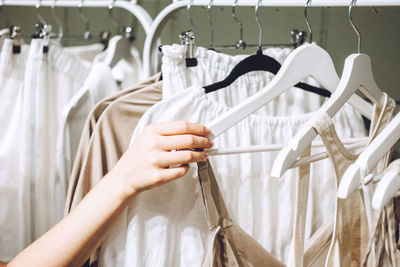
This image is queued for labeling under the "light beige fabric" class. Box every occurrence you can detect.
[363,159,400,267]
[65,73,162,215]
[64,74,162,266]
[197,160,284,267]
[307,94,396,267]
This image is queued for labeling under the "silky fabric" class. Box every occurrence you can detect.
[65,73,162,216]
[65,74,162,265]
[161,44,323,116]
[197,146,313,267]
[114,86,366,267]
[197,159,284,267]
[304,93,396,266]
[55,62,119,222]
[0,39,30,262]
[21,39,90,241]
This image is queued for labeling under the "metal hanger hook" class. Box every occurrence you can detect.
[0,0,10,28]
[187,0,196,33]
[304,0,313,43]
[232,0,245,49]
[255,0,263,51]
[108,0,120,33]
[207,0,214,49]
[36,0,48,26]
[51,0,63,40]
[349,0,361,53]
[79,0,91,39]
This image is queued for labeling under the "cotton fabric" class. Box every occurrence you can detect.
[20,39,90,242]
[100,86,366,267]
[0,39,30,262]
[161,44,324,116]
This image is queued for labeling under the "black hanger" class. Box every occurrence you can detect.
[203,48,331,97]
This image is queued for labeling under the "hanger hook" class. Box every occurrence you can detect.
[108,0,120,33]
[187,0,196,33]
[51,0,63,40]
[36,0,48,26]
[255,0,263,51]
[207,0,214,49]
[232,0,245,49]
[79,0,91,39]
[0,0,10,29]
[304,0,313,43]
[349,0,361,53]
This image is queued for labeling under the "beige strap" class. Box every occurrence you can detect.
[197,160,231,230]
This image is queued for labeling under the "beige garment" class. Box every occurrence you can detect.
[197,146,315,267]
[65,78,162,266]
[197,160,284,267]
[65,73,161,215]
[307,94,396,267]
[363,159,400,266]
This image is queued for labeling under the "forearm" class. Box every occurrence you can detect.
[8,172,134,267]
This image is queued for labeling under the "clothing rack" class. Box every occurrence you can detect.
[143,0,400,77]
[2,1,152,34]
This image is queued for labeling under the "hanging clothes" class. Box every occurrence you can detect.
[54,62,120,222]
[161,44,324,116]
[20,38,90,242]
[95,85,366,267]
[0,39,30,263]
[292,93,396,266]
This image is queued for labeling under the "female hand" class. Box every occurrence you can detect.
[111,121,213,196]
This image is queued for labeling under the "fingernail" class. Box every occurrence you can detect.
[204,153,208,160]
[204,127,211,134]
[209,141,214,148]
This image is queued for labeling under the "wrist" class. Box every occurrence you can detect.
[102,170,138,203]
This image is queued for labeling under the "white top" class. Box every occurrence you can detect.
[97,86,367,267]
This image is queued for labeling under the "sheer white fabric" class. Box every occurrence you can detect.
[20,39,90,243]
[161,44,324,116]
[97,86,367,267]
[0,39,30,262]
[54,62,119,223]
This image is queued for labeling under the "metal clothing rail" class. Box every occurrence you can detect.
[2,0,153,35]
[143,0,400,77]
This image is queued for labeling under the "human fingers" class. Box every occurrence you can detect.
[157,150,207,167]
[157,164,191,184]
[148,121,211,137]
[156,135,213,151]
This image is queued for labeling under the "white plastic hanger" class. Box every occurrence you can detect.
[338,112,400,199]
[205,1,372,140]
[270,0,386,179]
[372,161,400,210]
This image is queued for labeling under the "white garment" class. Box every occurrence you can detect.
[54,62,119,222]
[64,43,104,63]
[97,86,367,267]
[20,39,90,242]
[93,44,143,90]
[0,39,30,262]
[161,44,324,116]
